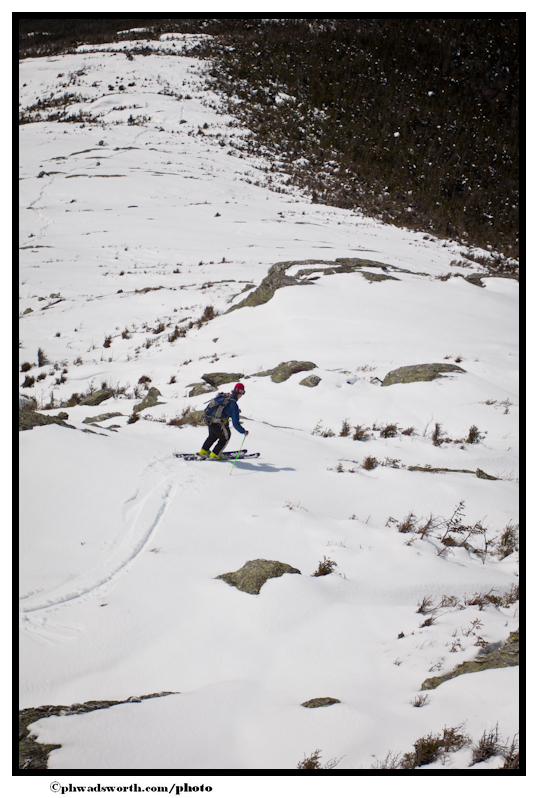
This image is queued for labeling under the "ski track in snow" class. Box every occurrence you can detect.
[19,460,180,631]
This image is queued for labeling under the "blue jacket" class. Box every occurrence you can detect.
[221,397,246,434]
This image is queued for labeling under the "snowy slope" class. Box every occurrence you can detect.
[19,36,519,774]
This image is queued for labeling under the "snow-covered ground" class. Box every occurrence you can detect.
[19,36,519,780]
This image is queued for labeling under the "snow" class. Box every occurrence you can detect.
[19,38,519,786]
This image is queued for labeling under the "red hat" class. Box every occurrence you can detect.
[234,383,245,393]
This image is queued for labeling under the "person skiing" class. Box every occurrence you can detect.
[199,383,249,460]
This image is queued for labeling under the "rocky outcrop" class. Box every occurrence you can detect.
[19,408,75,432]
[226,257,401,313]
[19,692,177,770]
[252,361,317,383]
[382,363,466,387]
[421,629,519,691]
[83,412,123,424]
[134,386,164,413]
[216,559,301,594]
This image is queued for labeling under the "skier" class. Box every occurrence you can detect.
[199,383,249,460]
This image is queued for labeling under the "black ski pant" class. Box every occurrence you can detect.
[202,423,231,455]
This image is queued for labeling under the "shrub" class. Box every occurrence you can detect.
[432,422,445,446]
[312,556,337,576]
[167,406,202,427]
[499,734,519,769]
[37,348,47,367]
[352,424,370,441]
[495,521,519,560]
[399,725,471,769]
[380,423,399,438]
[412,694,430,707]
[339,419,351,437]
[297,749,340,769]
[103,335,112,348]
[311,420,335,437]
[198,305,216,325]
[471,724,502,764]
[361,456,378,470]
[466,424,486,444]
[127,411,140,424]
[138,375,152,385]
[21,362,33,372]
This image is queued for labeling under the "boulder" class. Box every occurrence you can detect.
[134,386,164,413]
[382,363,466,387]
[252,361,317,383]
[79,389,114,406]
[201,372,244,388]
[300,375,321,387]
[216,559,301,594]
[301,697,341,708]
[188,383,215,397]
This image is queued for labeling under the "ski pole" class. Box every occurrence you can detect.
[230,434,247,475]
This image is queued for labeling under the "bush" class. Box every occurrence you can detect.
[37,347,47,367]
[495,522,519,559]
[379,423,399,438]
[399,725,471,769]
[312,556,337,577]
[339,419,351,437]
[466,424,486,444]
[297,749,340,769]
[21,362,33,372]
[352,424,370,441]
[471,724,502,764]
[361,455,378,470]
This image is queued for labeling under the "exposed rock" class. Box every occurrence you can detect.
[382,363,466,387]
[226,262,314,312]
[201,372,244,388]
[464,273,486,288]
[19,408,75,432]
[300,375,321,387]
[301,697,341,708]
[216,559,301,594]
[252,361,317,383]
[79,389,114,406]
[476,468,499,480]
[187,383,215,397]
[83,412,123,424]
[134,386,164,413]
[421,630,519,691]
[19,692,178,770]
[360,271,399,283]
[408,465,499,480]
[226,258,400,313]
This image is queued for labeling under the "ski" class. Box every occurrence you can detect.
[174,451,260,461]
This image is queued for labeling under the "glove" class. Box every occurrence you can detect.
[244,430,249,436]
